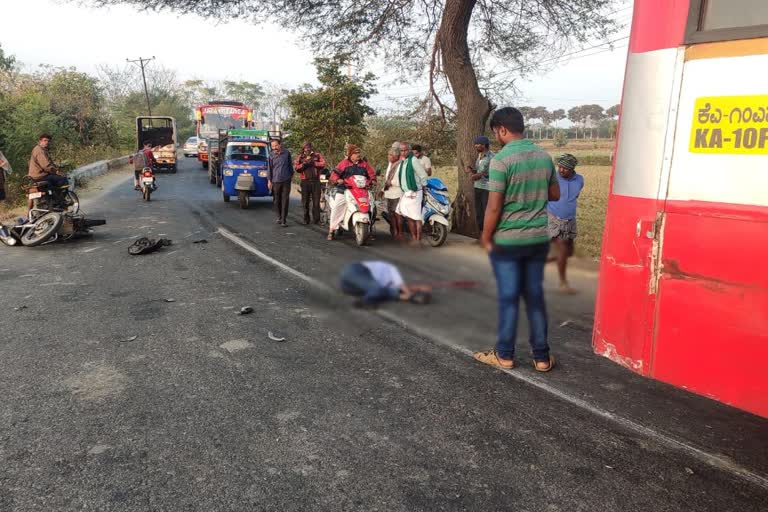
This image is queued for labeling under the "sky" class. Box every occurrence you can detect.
[1,0,632,114]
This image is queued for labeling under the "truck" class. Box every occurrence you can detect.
[194,101,253,170]
[136,116,177,173]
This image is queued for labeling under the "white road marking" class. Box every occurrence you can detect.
[216,226,768,490]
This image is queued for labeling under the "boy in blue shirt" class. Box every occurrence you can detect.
[547,154,584,294]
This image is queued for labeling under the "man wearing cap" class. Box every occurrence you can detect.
[547,153,584,294]
[465,136,494,233]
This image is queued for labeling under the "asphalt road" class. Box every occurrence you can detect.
[0,157,766,511]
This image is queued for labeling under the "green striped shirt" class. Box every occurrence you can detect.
[488,139,556,246]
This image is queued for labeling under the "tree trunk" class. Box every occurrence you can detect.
[439,0,493,238]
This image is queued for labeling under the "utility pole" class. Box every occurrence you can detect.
[127,56,155,116]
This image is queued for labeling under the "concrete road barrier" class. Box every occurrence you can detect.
[69,155,130,191]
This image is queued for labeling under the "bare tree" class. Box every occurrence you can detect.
[260,82,291,130]
[84,0,620,235]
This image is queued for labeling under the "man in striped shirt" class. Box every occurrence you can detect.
[474,107,560,373]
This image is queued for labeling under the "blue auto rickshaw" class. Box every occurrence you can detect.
[220,129,275,209]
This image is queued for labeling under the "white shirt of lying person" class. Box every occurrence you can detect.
[360,261,404,290]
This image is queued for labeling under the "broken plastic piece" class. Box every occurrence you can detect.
[268,332,286,342]
[238,306,254,315]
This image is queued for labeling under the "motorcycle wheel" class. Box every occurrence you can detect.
[64,190,80,215]
[428,222,448,247]
[143,186,151,202]
[21,212,63,247]
[238,190,249,209]
[354,223,369,247]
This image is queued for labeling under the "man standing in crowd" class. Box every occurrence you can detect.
[465,135,494,234]
[547,153,584,294]
[0,149,10,202]
[294,142,326,225]
[381,146,404,240]
[412,144,433,176]
[268,138,293,226]
[474,107,560,373]
[395,142,429,244]
[28,134,68,187]
[0,149,10,243]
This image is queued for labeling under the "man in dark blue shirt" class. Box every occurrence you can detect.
[268,139,294,226]
[547,153,584,294]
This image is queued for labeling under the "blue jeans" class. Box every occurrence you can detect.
[35,174,69,188]
[490,243,550,361]
[340,263,401,305]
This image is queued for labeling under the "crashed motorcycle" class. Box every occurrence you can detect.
[0,176,106,247]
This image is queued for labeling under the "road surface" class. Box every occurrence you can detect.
[0,156,766,511]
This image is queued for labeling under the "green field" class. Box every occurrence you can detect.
[433,139,614,260]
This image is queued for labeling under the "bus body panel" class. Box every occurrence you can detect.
[594,0,768,417]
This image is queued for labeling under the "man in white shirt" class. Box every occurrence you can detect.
[339,260,432,307]
[412,145,433,176]
[395,142,429,243]
[381,147,404,240]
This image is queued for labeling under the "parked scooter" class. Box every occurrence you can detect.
[138,166,156,201]
[382,177,452,247]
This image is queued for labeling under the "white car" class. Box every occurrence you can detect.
[183,136,199,157]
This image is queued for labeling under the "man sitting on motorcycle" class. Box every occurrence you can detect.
[132,142,157,190]
[28,134,68,189]
[327,145,376,241]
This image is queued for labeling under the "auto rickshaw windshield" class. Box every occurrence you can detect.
[226,143,268,161]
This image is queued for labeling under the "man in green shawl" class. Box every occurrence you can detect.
[395,142,429,244]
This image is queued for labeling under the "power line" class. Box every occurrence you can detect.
[127,56,155,116]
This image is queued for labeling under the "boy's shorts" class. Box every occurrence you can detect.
[548,212,577,241]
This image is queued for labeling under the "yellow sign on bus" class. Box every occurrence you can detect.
[689,95,768,155]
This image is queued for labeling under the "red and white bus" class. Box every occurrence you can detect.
[194,101,253,168]
[595,0,768,418]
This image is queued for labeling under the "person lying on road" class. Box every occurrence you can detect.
[339,260,432,308]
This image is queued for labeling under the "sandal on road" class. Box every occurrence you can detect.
[473,350,514,369]
[533,355,556,372]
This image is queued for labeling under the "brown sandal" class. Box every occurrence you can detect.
[473,350,514,369]
[533,355,556,373]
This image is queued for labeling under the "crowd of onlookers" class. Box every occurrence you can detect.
[331,107,585,374]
